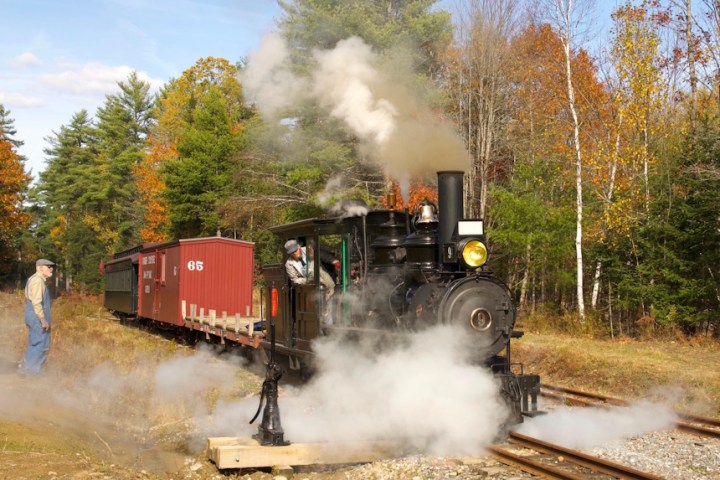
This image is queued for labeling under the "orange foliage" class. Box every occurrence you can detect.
[133,57,244,242]
[133,136,173,243]
[509,23,612,182]
[0,138,30,242]
[381,179,438,214]
[49,214,66,251]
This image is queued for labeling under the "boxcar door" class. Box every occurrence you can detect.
[153,249,165,318]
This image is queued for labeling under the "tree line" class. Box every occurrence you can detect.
[0,0,718,337]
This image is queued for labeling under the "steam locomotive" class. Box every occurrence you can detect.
[104,170,539,424]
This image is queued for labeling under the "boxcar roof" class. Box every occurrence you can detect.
[139,236,254,252]
[105,254,138,266]
[112,242,159,260]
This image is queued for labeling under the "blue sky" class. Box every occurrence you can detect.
[1,0,618,180]
[1,0,283,178]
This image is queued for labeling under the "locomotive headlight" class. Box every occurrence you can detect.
[460,239,488,268]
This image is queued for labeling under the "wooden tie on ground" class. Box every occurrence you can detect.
[207,437,404,469]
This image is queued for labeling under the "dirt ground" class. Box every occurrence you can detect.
[1,291,718,480]
[0,292,516,480]
[0,291,228,480]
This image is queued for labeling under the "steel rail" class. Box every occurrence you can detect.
[676,421,720,439]
[541,384,720,439]
[541,384,625,405]
[507,432,664,480]
[487,444,588,480]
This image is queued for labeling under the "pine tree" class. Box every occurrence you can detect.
[0,104,25,149]
[33,110,102,291]
[163,87,248,237]
[94,72,156,252]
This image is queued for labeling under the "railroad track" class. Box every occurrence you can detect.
[489,431,663,479]
[541,383,720,439]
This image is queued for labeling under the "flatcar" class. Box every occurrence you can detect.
[104,170,540,424]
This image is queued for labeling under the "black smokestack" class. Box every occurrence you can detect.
[437,171,464,264]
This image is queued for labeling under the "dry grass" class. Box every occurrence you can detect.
[2,291,719,478]
[50,295,263,432]
[512,331,720,418]
[1,291,264,478]
[10,292,720,421]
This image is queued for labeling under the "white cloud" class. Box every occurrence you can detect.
[0,92,45,108]
[11,52,42,68]
[39,62,164,95]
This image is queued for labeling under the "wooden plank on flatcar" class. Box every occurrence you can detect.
[207,437,404,469]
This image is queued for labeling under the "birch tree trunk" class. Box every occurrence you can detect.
[555,0,586,322]
[591,114,622,310]
[687,0,697,129]
[519,240,531,309]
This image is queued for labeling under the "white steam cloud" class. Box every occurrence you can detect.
[0,342,260,473]
[240,33,470,197]
[312,37,398,145]
[516,401,678,449]
[197,325,509,455]
[239,33,307,116]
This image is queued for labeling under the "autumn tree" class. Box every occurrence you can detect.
[611,1,664,215]
[696,0,720,115]
[584,1,665,317]
[381,179,438,212]
[134,140,173,242]
[546,0,597,322]
[494,21,608,316]
[0,105,31,284]
[139,57,253,240]
[443,0,518,219]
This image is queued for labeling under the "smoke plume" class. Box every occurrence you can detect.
[240,33,471,199]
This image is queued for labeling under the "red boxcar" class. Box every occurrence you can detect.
[138,237,254,326]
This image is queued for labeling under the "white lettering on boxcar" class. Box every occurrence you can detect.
[187,260,204,271]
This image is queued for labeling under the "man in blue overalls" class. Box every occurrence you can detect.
[20,258,54,376]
